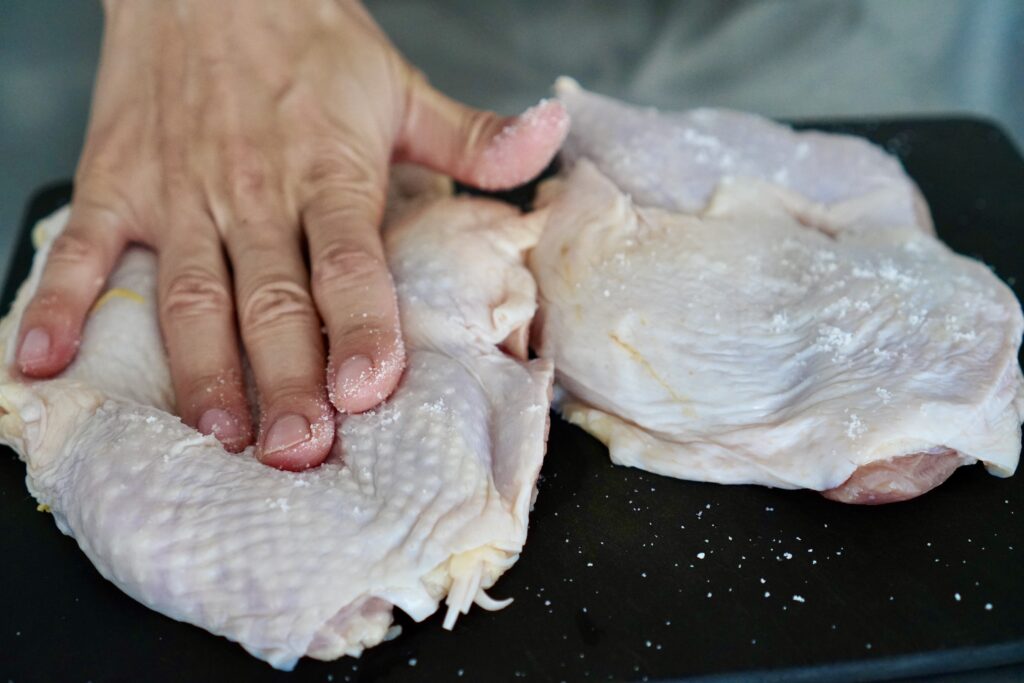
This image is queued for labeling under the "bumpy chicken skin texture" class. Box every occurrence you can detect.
[0,169,553,669]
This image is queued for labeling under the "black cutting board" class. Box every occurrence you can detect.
[1,119,1022,683]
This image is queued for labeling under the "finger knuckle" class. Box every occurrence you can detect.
[162,270,232,321]
[76,125,143,184]
[312,189,382,229]
[74,169,141,228]
[223,141,272,200]
[312,244,386,293]
[240,279,314,332]
[303,144,385,203]
[304,151,372,189]
[47,232,97,267]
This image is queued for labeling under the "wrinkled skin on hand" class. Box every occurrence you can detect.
[15,0,568,469]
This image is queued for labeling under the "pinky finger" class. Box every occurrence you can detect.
[16,203,126,377]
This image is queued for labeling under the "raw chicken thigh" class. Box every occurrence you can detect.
[0,169,553,669]
[555,77,935,235]
[531,79,1023,502]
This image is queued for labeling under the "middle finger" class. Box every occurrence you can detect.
[227,218,335,470]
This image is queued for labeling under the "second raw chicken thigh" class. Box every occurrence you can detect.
[531,80,1023,503]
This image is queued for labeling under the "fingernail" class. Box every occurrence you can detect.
[334,354,374,400]
[18,327,50,368]
[263,413,311,455]
[198,408,242,442]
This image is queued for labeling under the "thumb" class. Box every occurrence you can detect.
[396,72,569,191]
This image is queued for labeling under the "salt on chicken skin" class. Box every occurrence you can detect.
[0,167,554,669]
[531,81,1023,502]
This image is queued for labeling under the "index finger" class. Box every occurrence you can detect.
[304,183,405,415]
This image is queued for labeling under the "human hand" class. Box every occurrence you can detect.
[15,0,568,469]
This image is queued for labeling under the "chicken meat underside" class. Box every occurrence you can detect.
[0,169,553,669]
[530,80,1024,503]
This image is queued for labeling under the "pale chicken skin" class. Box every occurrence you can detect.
[0,169,553,669]
[531,80,1023,502]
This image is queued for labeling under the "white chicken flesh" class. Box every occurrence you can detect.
[531,79,1023,502]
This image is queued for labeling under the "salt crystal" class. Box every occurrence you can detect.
[845,414,866,440]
